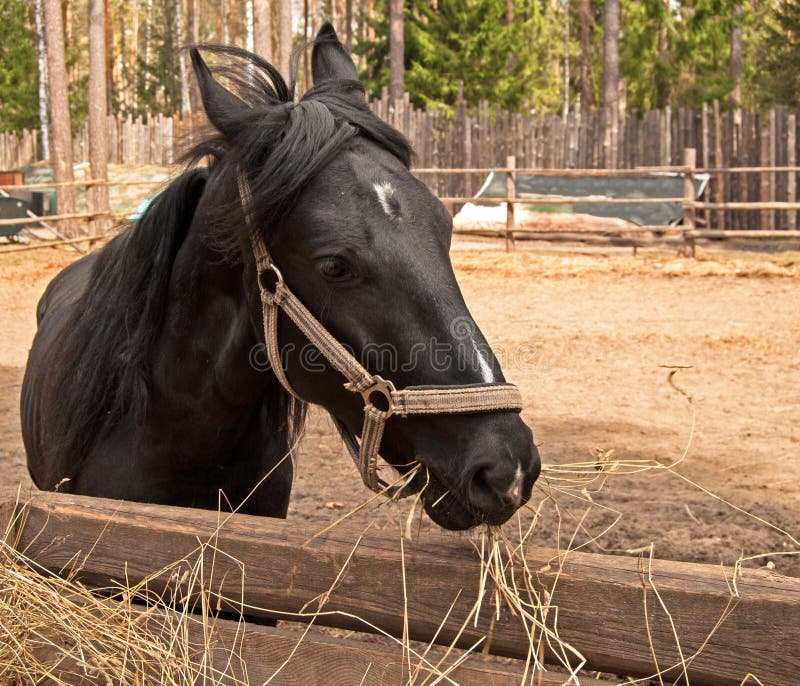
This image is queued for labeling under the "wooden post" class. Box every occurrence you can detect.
[682,147,697,257]
[701,103,711,229]
[713,99,725,229]
[770,108,778,230]
[761,125,770,230]
[789,112,796,231]
[505,155,516,251]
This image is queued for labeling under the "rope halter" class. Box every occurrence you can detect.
[238,173,524,495]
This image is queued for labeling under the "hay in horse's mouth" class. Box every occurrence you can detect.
[389,460,516,531]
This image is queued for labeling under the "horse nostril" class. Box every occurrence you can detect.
[469,464,521,512]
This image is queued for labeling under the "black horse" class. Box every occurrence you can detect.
[21,25,540,531]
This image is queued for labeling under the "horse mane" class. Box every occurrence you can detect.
[50,169,208,472]
[183,44,413,244]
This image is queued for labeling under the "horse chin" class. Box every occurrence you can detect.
[417,476,514,532]
[422,491,478,531]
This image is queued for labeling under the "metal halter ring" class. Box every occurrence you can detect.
[361,376,396,417]
[258,262,284,295]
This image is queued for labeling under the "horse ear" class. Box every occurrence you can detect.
[312,22,359,86]
[190,48,248,139]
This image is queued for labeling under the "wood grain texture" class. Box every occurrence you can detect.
[3,493,799,686]
[26,607,598,686]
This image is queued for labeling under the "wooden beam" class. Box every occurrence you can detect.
[0,235,110,255]
[686,229,800,239]
[440,196,686,205]
[695,201,800,210]
[4,493,799,686]
[28,605,596,686]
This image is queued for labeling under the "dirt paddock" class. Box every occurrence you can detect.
[1,242,798,576]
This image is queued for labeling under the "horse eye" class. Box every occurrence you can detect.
[316,256,355,282]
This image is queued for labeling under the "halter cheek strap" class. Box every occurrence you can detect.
[239,174,523,495]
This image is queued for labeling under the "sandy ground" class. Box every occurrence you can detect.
[1,242,798,579]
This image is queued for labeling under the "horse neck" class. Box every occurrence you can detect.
[152,198,273,421]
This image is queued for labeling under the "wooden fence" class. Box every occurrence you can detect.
[2,99,800,229]
[4,158,800,253]
[424,152,800,252]
[2,491,799,686]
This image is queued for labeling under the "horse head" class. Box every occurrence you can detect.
[190,24,541,530]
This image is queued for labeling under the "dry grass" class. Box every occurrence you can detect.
[0,518,227,684]
[1,377,797,685]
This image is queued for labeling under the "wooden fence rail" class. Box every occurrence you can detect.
[3,492,799,686]
[3,99,800,230]
[3,157,800,249]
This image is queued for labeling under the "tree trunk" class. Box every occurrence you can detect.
[175,0,189,114]
[253,0,272,60]
[601,0,620,168]
[345,0,352,51]
[278,0,292,81]
[506,0,513,72]
[130,0,140,113]
[117,6,128,112]
[105,0,113,114]
[304,0,310,89]
[222,0,230,44]
[389,0,404,103]
[143,0,153,100]
[34,0,50,161]
[654,0,669,108]
[43,0,78,236]
[367,0,375,41]
[579,0,592,110]
[730,2,742,108]
[88,0,111,235]
[228,0,237,45]
[65,0,73,49]
[188,0,200,112]
[245,0,254,52]
[562,0,570,122]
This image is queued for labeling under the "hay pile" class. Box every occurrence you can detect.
[1,370,796,685]
[0,530,251,685]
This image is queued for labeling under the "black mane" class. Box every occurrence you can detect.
[50,169,207,474]
[46,43,412,482]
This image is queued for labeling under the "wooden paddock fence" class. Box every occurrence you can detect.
[2,98,800,230]
[4,155,799,254]
[421,151,800,253]
[2,492,798,685]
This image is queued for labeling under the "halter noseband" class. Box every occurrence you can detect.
[238,174,523,495]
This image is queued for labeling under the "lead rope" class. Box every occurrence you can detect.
[238,173,524,495]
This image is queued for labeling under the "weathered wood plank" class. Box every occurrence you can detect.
[3,493,799,686]
[28,606,595,686]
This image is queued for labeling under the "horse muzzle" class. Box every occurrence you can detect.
[399,412,541,531]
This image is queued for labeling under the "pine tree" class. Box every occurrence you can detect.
[43,0,77,234]
[758,0,800,106]
[602,0,619,167]
[0,0,40,131]
[357,0,563,111]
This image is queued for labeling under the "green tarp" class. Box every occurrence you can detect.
[475,172,710,226]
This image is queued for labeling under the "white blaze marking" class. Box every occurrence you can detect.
[509,465,524,504]
[472,338,495,383]
[373,181,397,218]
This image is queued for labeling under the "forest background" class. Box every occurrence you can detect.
[2,0,800,138]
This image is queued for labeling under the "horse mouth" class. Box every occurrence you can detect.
[397,462,516,531]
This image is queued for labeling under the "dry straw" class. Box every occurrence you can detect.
[1,368,797,685]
